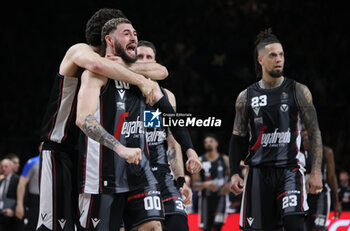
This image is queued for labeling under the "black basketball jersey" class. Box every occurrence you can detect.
[245,78,305,168]
[40,73,80,150]
[146,88,170,172]
[200,154,227,197]
[78,79,157,194]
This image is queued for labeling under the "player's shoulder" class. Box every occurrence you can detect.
[163,88,175,99]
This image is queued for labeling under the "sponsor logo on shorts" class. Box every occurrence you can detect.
[247,217,254,226]
[58,219,66,229]
[91,218,100,228]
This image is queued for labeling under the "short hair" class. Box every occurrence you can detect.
[85,8,126,46]
[254,28,281,78]
[137,40,157,57]
[203,133,219,143]
[5,153,19,160]
[101,18,132,46]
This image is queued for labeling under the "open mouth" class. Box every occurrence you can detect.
[126,43,137,53]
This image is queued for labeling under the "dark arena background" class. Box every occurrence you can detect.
[1,1,349,227]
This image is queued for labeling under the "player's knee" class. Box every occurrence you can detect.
[283,214,305,231]
[136,220,162,231]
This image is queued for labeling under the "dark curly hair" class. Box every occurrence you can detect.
[101,18,132,46]
[85,8,126,46]
[254,28,281,78]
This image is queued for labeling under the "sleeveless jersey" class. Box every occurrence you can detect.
[40,73,80,150]
[78,79,157,194]
[245,78,305,168]
[200,153,227,197]
[146,88,169,172]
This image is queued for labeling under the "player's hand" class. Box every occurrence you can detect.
[3,208,14,217]
[138,78,158,105]
[332,201,342,219]
[116,145,142,165]
[306,171,323,194]
[179,183,192,205]
[186,149,202,174]
[230,174,244,195]
[220,183,230,195]
[204,181,219,192]
[15,203,25,219]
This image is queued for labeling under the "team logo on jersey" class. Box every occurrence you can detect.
[91,218,100,228]
[280,104,289,112]
[281,92,288,102]
[144,109,162,128]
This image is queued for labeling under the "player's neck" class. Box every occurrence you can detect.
[206,151,219,161]
[259,75,284,89]
[91,45,105,56]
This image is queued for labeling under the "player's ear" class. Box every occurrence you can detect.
[257,56,263,65]
[105,35,114,47]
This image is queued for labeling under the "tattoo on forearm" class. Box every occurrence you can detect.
[167,146,176,161]
[233,90,248,136]
[296,84,323,172]
[82,114,120,152]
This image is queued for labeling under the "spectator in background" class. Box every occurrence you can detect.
[5,153,20,174]
[0,158,23,230]
[15,143,42,231]
[338,170,350,210]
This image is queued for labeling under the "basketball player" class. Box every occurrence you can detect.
[38,9,169,231]
[192,134,230,231]
[76,18,201,230]
[301,130,342,231]
[229,28,323,231]
[137,40,197,231]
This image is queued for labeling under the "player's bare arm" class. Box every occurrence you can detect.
[296,82,323,193]
[60,43,159,102]
[230,89,248,195]
[128,61,168,80]
[233,89,248,136]
[324,146,342,218]
[220,155,231,195]
[76,70,142,164]
[15,176,30,219]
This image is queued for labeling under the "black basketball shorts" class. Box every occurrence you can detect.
[239,166,308,230]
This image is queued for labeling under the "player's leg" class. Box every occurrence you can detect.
[305,187,330,231]
[278,168,308,231]
[212,195,226,231]
[164,214,189,231]
[77,193,124,231]
[37,149,75,231]
[123,185,164,231]
[159,172,188,231]
[240,167,283,230]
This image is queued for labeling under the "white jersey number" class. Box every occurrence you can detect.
[144,196,161,211]
[251,95,267,107]
[282,195,297,209]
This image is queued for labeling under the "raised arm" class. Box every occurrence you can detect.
[324,146,342,218]
[76,70,141,164]
[229,90,249,195]
[295,83,323,194]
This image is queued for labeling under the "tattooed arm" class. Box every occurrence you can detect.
[230,90,249,195]
[76,70,142,164]
[233,89,248,136]
[296,82,323,193]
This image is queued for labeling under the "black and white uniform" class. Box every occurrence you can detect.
[305,147,330,230]
[199,154,227,230]
[146,90,187,218]
[77,80,163,230]
[38,73,80,231]
[240,78,308,230]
